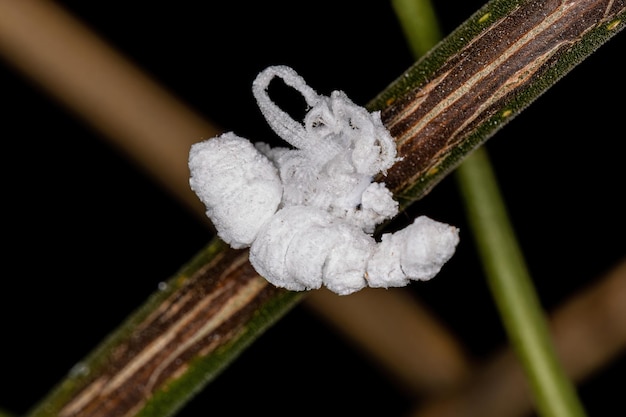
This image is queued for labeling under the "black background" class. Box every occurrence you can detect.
[1,1,625,416]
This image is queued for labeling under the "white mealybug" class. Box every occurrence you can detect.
[189,65,459,295]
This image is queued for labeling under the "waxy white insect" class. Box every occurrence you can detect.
[189,66,459,295]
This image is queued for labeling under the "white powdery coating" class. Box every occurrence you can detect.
[250,209,459,295]
[188,65,461,295]
[366,216,460,289]
[188,133,282,248]
[250,206,374,295]
[350,182,399,233]
[253,66,399,231]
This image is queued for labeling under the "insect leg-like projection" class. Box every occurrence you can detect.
[189,66,459,295]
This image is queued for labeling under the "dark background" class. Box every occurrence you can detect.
[1,1,624,416]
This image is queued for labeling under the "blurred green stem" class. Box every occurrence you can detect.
[391,1,587,416]
[455,149,587,417]
[391,0,442,57]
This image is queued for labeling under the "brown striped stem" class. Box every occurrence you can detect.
[31,239,300,417]
[369,0,626,207]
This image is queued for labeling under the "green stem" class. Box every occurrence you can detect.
[391,1,587,416]
[391,0,443,57]
[455,149,587,417]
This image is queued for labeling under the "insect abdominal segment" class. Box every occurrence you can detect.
[189,66,459,295]
[250,207,459,295]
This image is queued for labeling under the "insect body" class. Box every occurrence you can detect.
[189,66,459,295]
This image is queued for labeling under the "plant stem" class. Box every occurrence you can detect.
[391,1,588,415]
[370,0,626,207]
[391,0,443,57]
[455,148,587,417]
